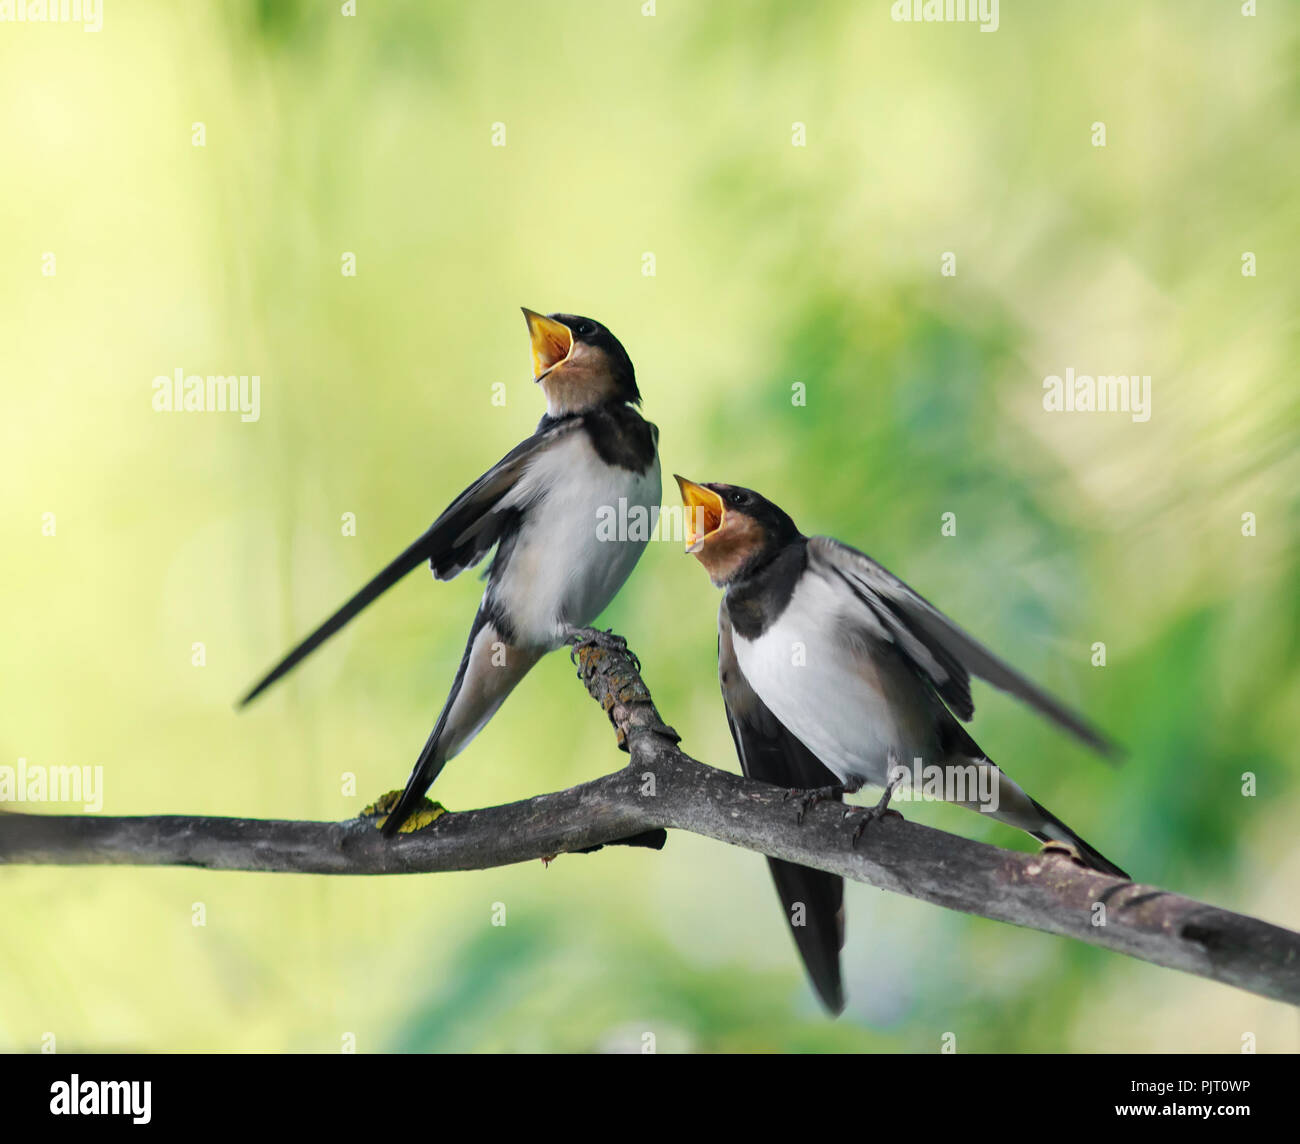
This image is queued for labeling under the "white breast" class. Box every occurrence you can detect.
[489,431,660,648]
[733,570,938,788]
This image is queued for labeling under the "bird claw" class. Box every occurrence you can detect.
[850,782,903,848]
[850,806,903,847]
[784,783,845,825]
[566,627,640,671]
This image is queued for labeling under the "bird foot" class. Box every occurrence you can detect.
[850,806,903,847]
[850,783,903,847]
[565,627,640,671]
[784,783,846,825]
[361,790,447,834]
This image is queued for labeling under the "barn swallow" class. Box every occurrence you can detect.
[239,310,660,836]
[675,476,1126,1013]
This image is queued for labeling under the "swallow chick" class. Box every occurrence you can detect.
[675,476,1127,1013]
[239,310,660,836]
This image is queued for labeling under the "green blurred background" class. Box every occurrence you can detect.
[3,1,1298,1052]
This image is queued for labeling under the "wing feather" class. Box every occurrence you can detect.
[238,418,581,706]
[807,535,1116,757]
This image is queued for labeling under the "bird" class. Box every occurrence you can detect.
[238,309,660,836]
[674,475,1127,1013]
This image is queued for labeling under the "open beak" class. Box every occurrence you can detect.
[521,308,573,382]
[675,475,725,553]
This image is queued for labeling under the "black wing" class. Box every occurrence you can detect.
[719,602,847,1014]
[238,418,580,707]
[807,535,1117,757]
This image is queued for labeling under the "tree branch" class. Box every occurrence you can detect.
[2,629,1297,1008]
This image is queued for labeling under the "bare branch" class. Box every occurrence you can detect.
[2,628,1297,1008]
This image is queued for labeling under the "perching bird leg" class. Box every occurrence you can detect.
[565,626,641,673]
[851,779,904,848]
[784,783,846,825]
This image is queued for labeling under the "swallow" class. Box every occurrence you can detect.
[675,476,1126,1013]
[239,310,660,836]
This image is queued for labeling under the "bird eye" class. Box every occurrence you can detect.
[576,321,595,337]
[729,490,749,507]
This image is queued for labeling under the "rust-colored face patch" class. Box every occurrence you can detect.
[693,513,766,586]
[523,309,623,415]
[539,342,620,414]
[674,476,766,585]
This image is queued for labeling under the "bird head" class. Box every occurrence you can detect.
[522,309,639,416]
[674,476,800,586]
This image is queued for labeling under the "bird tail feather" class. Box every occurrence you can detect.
[381,615,541,838]
[238,529,442,708]
[944,737,1129,881]
[380,726,449,838]
[1027,796,1129,880]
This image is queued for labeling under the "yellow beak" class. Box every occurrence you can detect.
[521,308,573,381]
[674,475,725,553]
